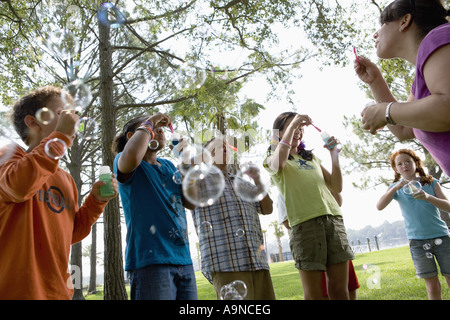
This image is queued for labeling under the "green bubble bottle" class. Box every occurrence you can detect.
[99,166,115,197]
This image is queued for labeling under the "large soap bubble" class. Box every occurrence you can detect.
[177,62,206,90]
[182,163,225,207]
[220,280,248,300]
[233,162,269,202]
[403,180,422,195]
[61,79,93,112]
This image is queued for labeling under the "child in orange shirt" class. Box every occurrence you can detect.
[0,86,118,299]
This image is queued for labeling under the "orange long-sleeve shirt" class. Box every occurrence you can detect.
[0,132,107,300]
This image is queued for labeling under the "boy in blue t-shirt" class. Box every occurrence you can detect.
[377,149,450,300]
[112,113,197,300]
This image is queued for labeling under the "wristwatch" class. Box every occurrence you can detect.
[385,102,396,125]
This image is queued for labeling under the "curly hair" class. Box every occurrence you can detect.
[390,149,434,185]
[11,86,62,145]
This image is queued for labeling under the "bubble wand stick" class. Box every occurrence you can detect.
[353,46,360,63]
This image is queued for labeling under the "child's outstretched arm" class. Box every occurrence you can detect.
[376,181,407,210]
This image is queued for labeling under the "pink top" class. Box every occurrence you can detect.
[412,23,450,176]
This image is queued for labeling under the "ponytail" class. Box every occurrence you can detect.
[111,114,149,155]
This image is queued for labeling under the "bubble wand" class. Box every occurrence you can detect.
[353,46,360,63]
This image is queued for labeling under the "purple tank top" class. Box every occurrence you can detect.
[412,23,450,176]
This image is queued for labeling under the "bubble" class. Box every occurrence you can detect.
[182,163,225,207]
[61,79,93,112]
[44,138,67,160]
[233,162,269,202]
[177,62,206,90]
[44,30,79,60]
[149,139,159,150]
[235,229,245,238]
[423,243,431,250]
[35,107,55,125]
[220,280,247,300]
[199,221,213,237]
[426,252,434,259]
[149,225,157,234]
[403,180,422,195]
[435,238,442,246]
[172,170,183,184]
[97,2,127,28]
[75,117,98,141]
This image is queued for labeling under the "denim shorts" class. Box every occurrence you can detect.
[409,235,450,279]
[129,264,198,300]
[289,215,354,271]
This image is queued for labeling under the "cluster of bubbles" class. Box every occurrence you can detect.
[220,280,248,300]
[423,238,443,259]
[170,137,270,209]
[36,77,97,160]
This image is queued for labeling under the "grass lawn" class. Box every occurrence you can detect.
[85,245,450,300]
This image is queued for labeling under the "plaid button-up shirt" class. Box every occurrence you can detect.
[191,172,270,283]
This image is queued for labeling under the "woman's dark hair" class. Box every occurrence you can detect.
[267,111,313,161]
[111,114,149,155]
[380,0,450,39]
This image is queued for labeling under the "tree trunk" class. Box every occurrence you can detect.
[98,7,127,300]
[89,222,97,294]
[276,237,284,262]
[68,138,85,300]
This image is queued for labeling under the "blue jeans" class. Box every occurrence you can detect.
[129,264,198,300]
[409,236,450,279]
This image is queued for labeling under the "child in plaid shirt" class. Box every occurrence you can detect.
[191,137,276,300]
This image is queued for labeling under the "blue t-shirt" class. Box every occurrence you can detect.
[392,178,449,240]
[114,153,192,271]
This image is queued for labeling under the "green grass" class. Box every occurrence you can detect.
[85,246,450,300]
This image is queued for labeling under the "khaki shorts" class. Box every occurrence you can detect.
[289,215,354,271]
[211,270,276,300]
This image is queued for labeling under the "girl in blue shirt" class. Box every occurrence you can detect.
[112,113,197,300]
[377,149,450,300]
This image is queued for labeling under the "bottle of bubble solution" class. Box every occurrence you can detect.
[320,131,342,151]
[171,133,181,157]
[99,166,115,197]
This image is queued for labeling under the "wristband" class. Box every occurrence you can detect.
[385,102,396,125]
[279,141,291,148]
[141,120,154,131]
[136,126,155,140]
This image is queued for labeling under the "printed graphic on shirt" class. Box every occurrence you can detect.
[36,186,72,213]
[296,158,314,170]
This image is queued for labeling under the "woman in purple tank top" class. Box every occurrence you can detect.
[354,0,450,175]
